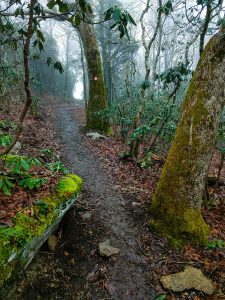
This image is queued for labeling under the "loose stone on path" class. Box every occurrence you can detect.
[160,266,215,295]
[99,240,120,258]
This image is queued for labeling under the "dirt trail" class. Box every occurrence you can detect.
[12,103,156,300]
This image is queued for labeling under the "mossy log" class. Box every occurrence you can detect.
[77,21,110,133]
[150,28,225,245]
[0,174,82,298]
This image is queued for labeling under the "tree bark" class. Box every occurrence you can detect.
[0,0,35,156]
[150,28,225,245]
[77,21,109,132]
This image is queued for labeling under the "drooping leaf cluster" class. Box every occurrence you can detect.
[104,5,136,39]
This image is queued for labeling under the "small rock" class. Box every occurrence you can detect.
[69,258,75,265]
[87,271,96,281]
[47,235,58,253]
[160,266,214,295]
[99,240,120,257]
[82,212,91,220]
[10,142,22,154]
[86,132,107,140]
[132,202,141,207]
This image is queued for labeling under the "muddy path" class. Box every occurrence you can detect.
[12,103,160,300]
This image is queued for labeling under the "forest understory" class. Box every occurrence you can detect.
[2,98,224,300]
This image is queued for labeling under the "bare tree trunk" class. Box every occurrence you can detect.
[150,28,225,245]
[199,2,212,55]
[140,0,162,82]
[79,35,88,111]
[63,32,70,100]
[0,0,35,156]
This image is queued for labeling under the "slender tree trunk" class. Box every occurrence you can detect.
[77,21,109,132]
[63,33,70,100]
[79,35,88,110]
[0,0,35,156]
[199,2,212,55]
[150,28,225,245]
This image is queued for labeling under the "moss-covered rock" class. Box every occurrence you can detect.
[0,173,82,297]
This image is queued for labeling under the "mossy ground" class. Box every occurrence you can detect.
[0,173,82,293]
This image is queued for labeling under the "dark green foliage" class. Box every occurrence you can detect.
[217,17,225,26]
[53,61,64,74]
[6,156,41,175]
[0,121,15,131]
[103,87,180,152]
[35,200,49,215]
[141,80,151,90]
[0,174,15,195]
[19,177,48,190]
[0,155,46,195]
[40,148,56,160]
[138,151,153,169]
[47,161,69,174]
[160,0,173,15]
[0,135,13,147]
[207,239,225,249]
[155,295,167,300]
[156,63,191,87]
[104,6,136,39]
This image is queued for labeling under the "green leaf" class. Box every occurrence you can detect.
[112,8,122,22]
[79,0,87,13]
[5,177,15,188]
[87,4,93,14]
[110,23,118,30]
[36,29,45,42]
[54,61,64,74]
[21,159,30,171]
[38,40,44,51]
[58,1,69,13]
[127,13,137,26]
[2,184,11,196]
[36,200,49,215]
[75,14,81,26]
[161,0,173,15]
[47,0,56,9]
[217,18,225,27]
[155,295,167,300]
[19,177,48,190]
[104,7,114,21]
[47,57,52,66]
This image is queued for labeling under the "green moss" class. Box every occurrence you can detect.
[56,173,82,196]
[149,206,209,247]
[0,173,82,294]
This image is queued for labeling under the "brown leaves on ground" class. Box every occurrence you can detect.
[0,102,63,226]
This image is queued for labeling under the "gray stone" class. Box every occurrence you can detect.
[47,235,58,252]
[132,202,141,207]
[99,240,120,257]
[82,212,91,220]
[160,266,214,295]
[87,271,96,281]
[86,132,107,140]
[10,142,22,154]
